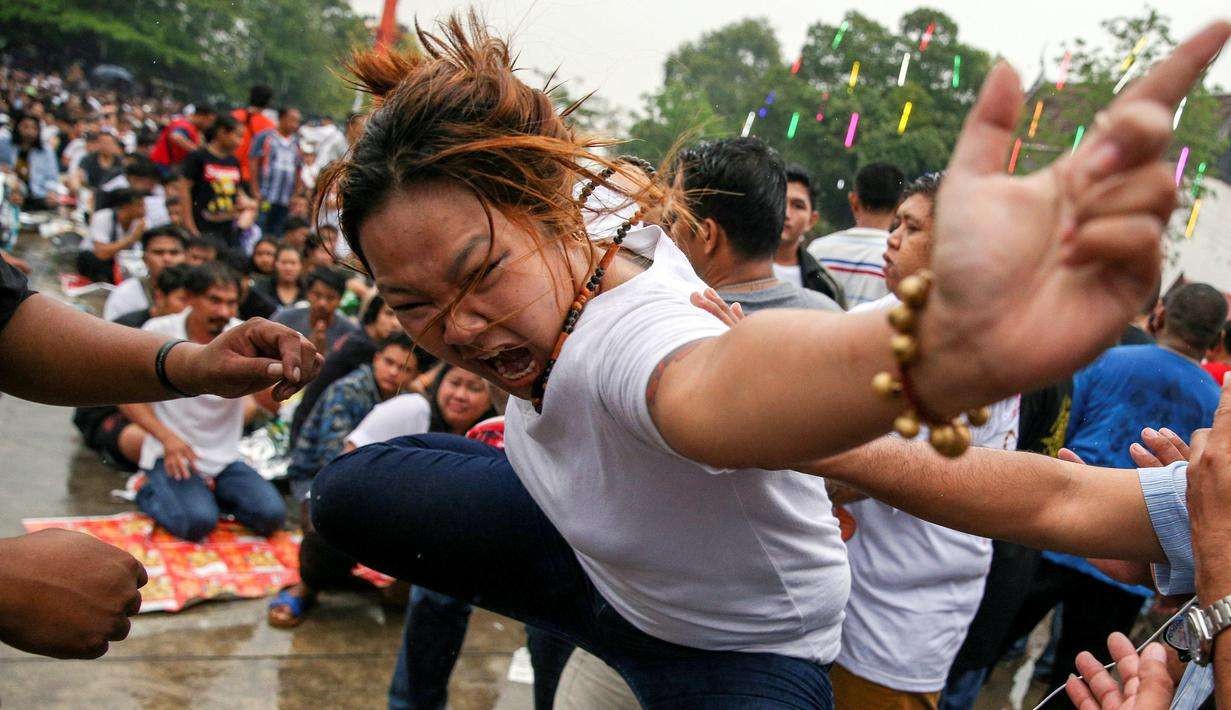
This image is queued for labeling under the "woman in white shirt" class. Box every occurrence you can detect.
[308,14,1224,709]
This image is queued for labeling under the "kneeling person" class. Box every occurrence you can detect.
[119,263,286,541]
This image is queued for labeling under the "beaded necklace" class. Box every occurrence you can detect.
[530,159,654,413]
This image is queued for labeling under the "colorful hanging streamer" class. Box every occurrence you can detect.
[845,113,860,148]
[1056,51,1071,90]
[1175,146,1190,186]
[1185,198,1203,239]
[1173,96,1188,130]
[1008,138,1023,174]
[920,22,936,51]
[1071,125,1085,153]
[787,111,801,139]
[848,61,860,89]
[1028,100,1044,138]
[790,56,802,75]
[898,102,913,134]
[952,55,961,88]
[741,111,755,138]
[832,21,850,50]
[1193,162,1207,198]
[898,53,911,87]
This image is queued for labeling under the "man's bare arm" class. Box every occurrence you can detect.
[806,437,1166,562]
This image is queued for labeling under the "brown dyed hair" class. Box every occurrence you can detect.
[316,12,686,286]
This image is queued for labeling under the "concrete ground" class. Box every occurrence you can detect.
[0,222,1057,709]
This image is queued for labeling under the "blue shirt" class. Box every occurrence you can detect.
[289,365,381,479]
[1046,346,1220,595]
[250,129,300,206]
[1138,462,1210,709]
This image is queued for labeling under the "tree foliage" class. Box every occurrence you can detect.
[627,6,1226,230]
[0,0,368,116]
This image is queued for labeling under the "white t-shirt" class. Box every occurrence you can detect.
[138,310,246,476]
[83,208,126,252]
[100,175,170,229]
[771,262,804,288]
[504,229,850,663]
[103,277,149,321]
[345,393,432,449]
[835,294,1021,692]
[807,227,891,307]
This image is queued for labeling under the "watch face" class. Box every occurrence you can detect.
[1166,614,1193,654]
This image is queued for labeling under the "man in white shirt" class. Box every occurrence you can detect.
[103,225,187,321]
[807,162,904,308]
[118,262,286,541]
[77,188,145,283]
[830,172,1018,708]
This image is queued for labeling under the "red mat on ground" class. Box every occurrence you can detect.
[22,512,393,613]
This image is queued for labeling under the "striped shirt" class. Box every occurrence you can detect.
[1138,462,1210,709]
[251,129,301,206]
[806,227,890,307]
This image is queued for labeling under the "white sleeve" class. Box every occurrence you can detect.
[84,210,110,250]
[593,297,726,459]
[345,394,432,448]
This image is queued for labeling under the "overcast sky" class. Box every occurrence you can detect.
[349,1,1231,118]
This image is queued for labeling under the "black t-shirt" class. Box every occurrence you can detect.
[80,153,124,190]
[180,147,242,243]
[0,258,32,334]
[240,284,279,321]
[288,330,377,447]
[113,308,153,329]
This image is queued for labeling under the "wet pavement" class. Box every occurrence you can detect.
[0,222,1056,709]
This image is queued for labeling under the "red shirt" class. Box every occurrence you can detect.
[231,108,276,182]
[149,118,199,167]
[1204,360,1231,386]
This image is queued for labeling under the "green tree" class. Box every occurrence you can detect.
[627,9,992,226]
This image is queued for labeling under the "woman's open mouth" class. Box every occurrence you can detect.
[476,346,540,385]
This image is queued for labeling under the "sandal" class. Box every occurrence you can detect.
[267,586,315,628]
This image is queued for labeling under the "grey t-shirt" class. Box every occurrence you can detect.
[716,281,841,314]
[273,306,359,352]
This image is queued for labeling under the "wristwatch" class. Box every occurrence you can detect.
[1168,594,1231,666]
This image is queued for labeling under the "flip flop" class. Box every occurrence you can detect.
[267,587,314,628]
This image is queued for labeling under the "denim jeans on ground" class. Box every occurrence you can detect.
[940,667,990,710]
[136,458,286,541]
[313,433,834,710]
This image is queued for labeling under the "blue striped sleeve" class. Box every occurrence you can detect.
[1138,462,1195,595]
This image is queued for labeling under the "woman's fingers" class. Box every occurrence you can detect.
[1129,443,1163,468]
[1074,650,1123,707]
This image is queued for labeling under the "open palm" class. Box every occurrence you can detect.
[921,22,1230,408]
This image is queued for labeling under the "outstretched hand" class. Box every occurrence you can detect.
[171,318,324,401]
[918,22,1231,413]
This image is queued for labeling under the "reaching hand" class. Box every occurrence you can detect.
[0,529,147,659]
[171,318,323,401]
[690,288,745,327]
[161,433,199,480]
[1129,427,1195,467]
[1065,634,1174,709]
[918,22,1231,413]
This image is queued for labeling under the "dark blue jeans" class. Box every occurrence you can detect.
[313,434,834,709]
[258,202,290,238]
[137,459,286,542]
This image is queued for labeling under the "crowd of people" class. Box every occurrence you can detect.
[1,15,1231,710]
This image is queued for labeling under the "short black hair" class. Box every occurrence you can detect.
[376,332,415,354]
[675,137,786,260]
[1222,321,1231,353]
[1163,283,1229,351]
[193,103,216,117]
[105,188,144,208]
[283,216,310,233]
[855,162,906,213]
[186,234,223,255]
[361,294,387,326]
[277,106,299,119]
[124,155,160,180]
[304,266,348,296]
[141,224,188,251]
[216,244,254,276]
[785,165,817,210]
[154,263,192,294]
[248,85,274,109]
[204,114,239,142]
[184,262,241,296]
